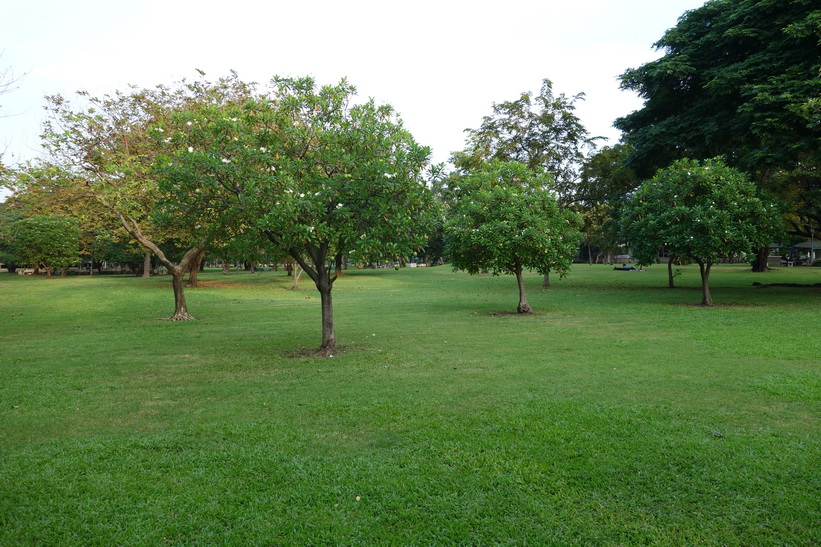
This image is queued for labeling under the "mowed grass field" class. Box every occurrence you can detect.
[1,264,819,544]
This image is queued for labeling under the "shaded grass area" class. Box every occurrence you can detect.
[1,264,819,544]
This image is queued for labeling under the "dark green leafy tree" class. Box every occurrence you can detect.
[0,201,23,271]
[452,79,598,203]
[445,161,581,313]
[13,214,80,277]
[616,0,820,264]
[621,158,782,306]
[158,76,436,354]
[576,144,639,263]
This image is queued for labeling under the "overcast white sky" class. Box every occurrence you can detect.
[2,0,706,176]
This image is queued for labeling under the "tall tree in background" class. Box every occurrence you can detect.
[452,79,598,203]
[576,143,639,264]
[616,0,820,268]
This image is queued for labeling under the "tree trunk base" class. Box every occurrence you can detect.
[161,312,197,321]
[517,304,533,314]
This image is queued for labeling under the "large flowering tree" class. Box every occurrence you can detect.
[157,76,436,354]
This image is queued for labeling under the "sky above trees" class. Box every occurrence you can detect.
[1,0,706,177]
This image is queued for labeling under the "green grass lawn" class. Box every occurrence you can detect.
[1,264,819,544]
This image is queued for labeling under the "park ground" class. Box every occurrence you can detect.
[1,264,819,544]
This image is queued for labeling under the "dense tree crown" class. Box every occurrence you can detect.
[616,0,820,178]
[445,161,581,313]
[12,214,80,276]
[621,158,782,305]
[157,76,436,352]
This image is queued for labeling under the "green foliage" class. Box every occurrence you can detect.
[576,144,640,259]
[12,214,80,273]
[622,158,782,267]
[615,0,821,239]
[156,75,437,348]
[0,201,23,267]
[452,79,597,202]
[446,161,581,277]
[617,0,820,176]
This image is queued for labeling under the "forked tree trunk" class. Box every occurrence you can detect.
[291,263,303,290]
[142,252,151,278]
[114,212,202,320]
[60,266,68,278]
[515,266,532,314]
[697,260,714,306]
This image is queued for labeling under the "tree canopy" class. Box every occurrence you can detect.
[616,0,820,175]
[157,76,437,353]
[445,161,581,313]
[621,158,782,305]
[452,79,598,203]
[615,0,820,244]
[12,214,80,276]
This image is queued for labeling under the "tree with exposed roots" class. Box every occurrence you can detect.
[621,158,782,306]
[445,161,581,314]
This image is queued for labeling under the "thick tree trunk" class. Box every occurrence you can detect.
[169,270,195,320]
[751,246,769,272]
[697,260,714,306]
[515,267,532,314]
[60,266,68,278]
[142,252,151,278]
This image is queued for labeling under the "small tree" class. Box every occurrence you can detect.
[445,161,581,313]
[13,214,80,277]
[621,158,782,306]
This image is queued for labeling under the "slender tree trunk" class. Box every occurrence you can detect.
[667,256,675,288]
[542,272,551,289]
[112,211,201,320]
[318,279,336,354]
[142,252,151,278]
[291,263,303,290]
[697,260,714,306]
[515,266,532,314]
